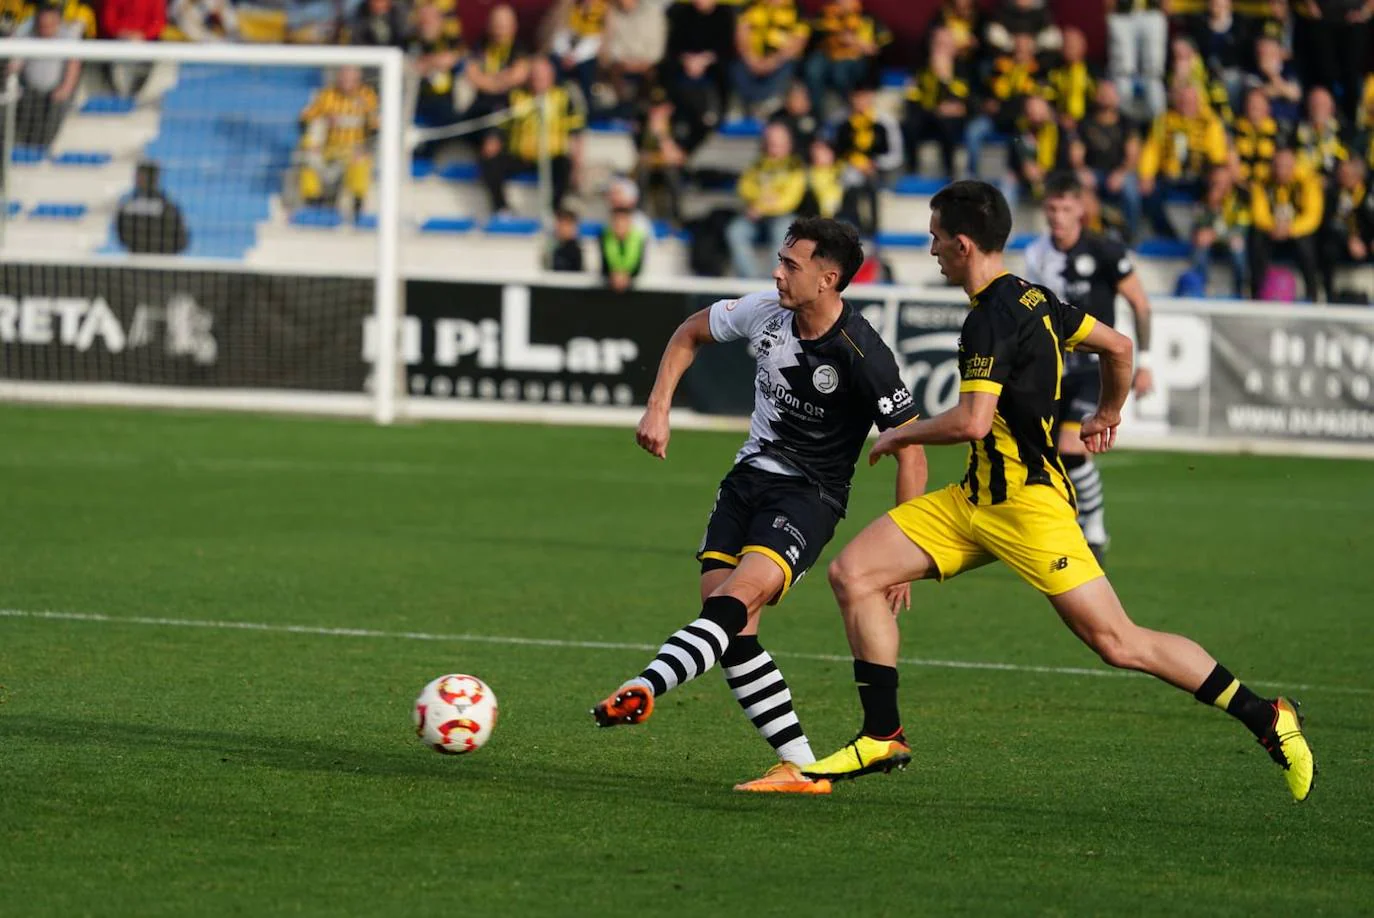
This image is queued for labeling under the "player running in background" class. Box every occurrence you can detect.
[802,182,1315,803]
[590,217,927,795]
[1022,171,1154,560]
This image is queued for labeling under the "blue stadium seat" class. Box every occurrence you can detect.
[80,96,136,115]
[52,151,114,167]
[291,207,344,228]
[1137,238,1192,258]
[356,213,377,230]
[587,119,632,134]
[1005,233,1038,253]
[875,231,930,248]
[5,200,21,217]
[30,202,87,219]
[419,216,477,234]
[10,146,44,164]
[411,158,435,179]
[880,68,907,89]
[437,161,479,181]
[484,215,542,235]
[720,119,764,139]
[892,175,947,196]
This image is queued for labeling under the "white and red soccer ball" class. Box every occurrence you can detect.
[414,674,498,755]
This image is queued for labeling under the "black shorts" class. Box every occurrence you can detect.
[1058,361,1101,428]
[696,464,843,603]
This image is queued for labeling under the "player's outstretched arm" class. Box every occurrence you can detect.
[868,392,998,464]
[636,307,714,459]
[1071,321,1134,454]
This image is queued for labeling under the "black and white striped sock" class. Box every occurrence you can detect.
[1065,454,1107,544]
[635,595,749,697]
[721,635,814,766]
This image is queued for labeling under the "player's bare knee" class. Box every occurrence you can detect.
[827,554,872,608]
[1091,626,1147,671]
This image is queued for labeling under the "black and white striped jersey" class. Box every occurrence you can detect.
[1022,230,1133,329]
[708,290,918,509]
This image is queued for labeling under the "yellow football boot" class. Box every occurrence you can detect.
[1259,697,1316,802]
[801,733,911,781]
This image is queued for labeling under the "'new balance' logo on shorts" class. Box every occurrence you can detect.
[1049,557,1069,572]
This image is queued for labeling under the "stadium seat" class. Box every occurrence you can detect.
[291,207,344,228]
[51,151,113,167]
[5,200,21,217]
[719,119,764,139]
[80,96,136,115]
[875,231,931,248]
[29,202,87,220]
[892,175,947,196]
[419,216,477,234]
[10,146,44,164]
[1137,239,1193,259]
[484,215,542,235]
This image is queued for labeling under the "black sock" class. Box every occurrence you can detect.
[854,659,902,738]
[636,595,749,696]
[1193,663,1275,738]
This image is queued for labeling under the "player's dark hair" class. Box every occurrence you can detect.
[1043,170,1082,199]
[785,217,865,291]
[929,180,1013,253]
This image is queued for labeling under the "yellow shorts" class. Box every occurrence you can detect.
[888,483,1105,596]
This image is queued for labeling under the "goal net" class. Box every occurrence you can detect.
[0,39,403,422]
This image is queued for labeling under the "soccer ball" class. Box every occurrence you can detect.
[413,674,499,755]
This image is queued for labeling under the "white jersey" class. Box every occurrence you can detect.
[707,290,918,506]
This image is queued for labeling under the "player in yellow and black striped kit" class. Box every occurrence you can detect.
[297,66,378,214]
[802,180,1316,806]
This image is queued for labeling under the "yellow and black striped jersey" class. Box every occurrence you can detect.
[1044,61,1095,123]
[507,85,586,160]
[987,54,1046,103]
[4,0,95,36]
[956,273,1095,507]
[1295,118,1349,175]
[738,0,809,57]
[1233,116,1281,185]
[567,0,608,37]
[905,68,970,111]
[1195,189,1251,234]
[810,1,891,61]
[301,86,379,156]
[473,38,526,79]
[426,0,463,41]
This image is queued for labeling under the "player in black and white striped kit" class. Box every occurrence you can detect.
[1023,172,1154,559]
[589,218,927,794]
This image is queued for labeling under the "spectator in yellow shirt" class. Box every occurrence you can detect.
[803,0,891,118]
[732,0,810,113]
[298,65,378,218]
[1139,84,1230,238]
[478,57,586,216]
[726,121,807,277]
[1248,146,1324,300]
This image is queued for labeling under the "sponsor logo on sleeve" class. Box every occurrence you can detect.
[964,355,995,379]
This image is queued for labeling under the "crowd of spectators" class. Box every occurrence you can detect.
[2,0,1372,298]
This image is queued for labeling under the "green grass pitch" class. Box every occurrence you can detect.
[1,404,1372,917]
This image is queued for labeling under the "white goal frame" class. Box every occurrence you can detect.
[0,39,405,424]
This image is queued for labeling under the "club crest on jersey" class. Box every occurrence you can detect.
[1074,254,1096,277]
[812,364,838,394]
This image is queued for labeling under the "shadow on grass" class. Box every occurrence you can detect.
[0,715,755,804]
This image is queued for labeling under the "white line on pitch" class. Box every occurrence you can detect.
[2,608,1368,696]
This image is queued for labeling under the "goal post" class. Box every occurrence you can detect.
[0,38,405,424]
